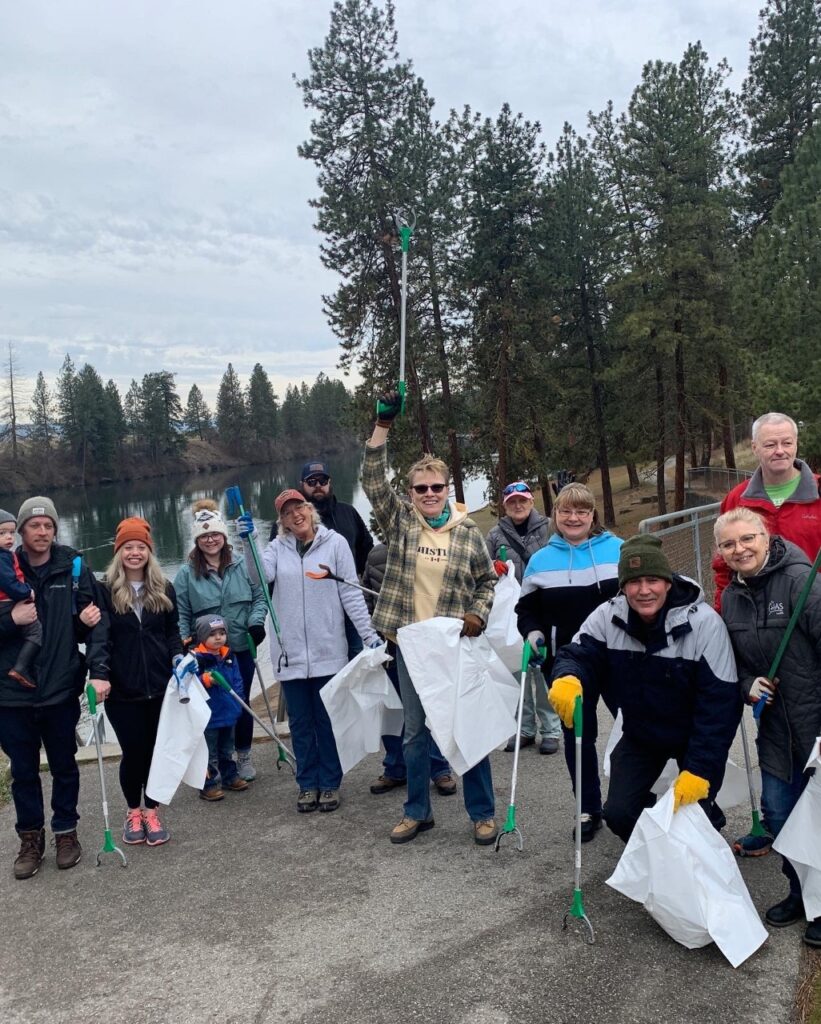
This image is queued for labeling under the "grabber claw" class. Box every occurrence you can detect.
[562,889,595,944]
[96,830,128,867]
[495,641,532,854]
[494,805,523,852]
[86,684,128,868]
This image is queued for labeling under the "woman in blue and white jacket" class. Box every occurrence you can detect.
[515,483,622,842]
[240,489,379,815]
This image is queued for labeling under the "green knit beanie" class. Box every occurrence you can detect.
[618,534,673,587]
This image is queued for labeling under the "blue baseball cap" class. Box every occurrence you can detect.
[301,460,330,481]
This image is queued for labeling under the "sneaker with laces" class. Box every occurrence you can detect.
[236,750,256,782]
[200,787,225,802]
[318,789,340,812]
[223,776,249,792]
[474,819,498,846]
[122,809,146,845]
[142,809,169,846]
[54,830,82,870]
[390,816,435,844]
[433,773,457,796]
[297,789,319,813]
[13,828,45,880]
[370,774,407,794]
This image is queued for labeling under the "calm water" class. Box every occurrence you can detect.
[38,450,491,577]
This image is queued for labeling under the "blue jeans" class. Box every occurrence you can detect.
[395,647,494,822]
[520,666,561,740]
[0,698,81,833]
[280,677,342,791]
[204,726,238,790]
[233,649,255,753]
[381,642,452,781]
[761,756,813,897]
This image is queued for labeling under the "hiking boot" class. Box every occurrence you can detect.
[390,816,435,844]
[13,828,45,880]
[504,735,535,752]
[122,808,146,845]
[370,774,407,794]
[200,787,225,802]
[236,750,256,782]
[318,789,340,813]
[765,893,805,928]
[297,789,319,813]
[433,773,457,796]
[732,830,773,857]
[54,830,82,870]
[804,918,821,948]
[142,809,169,847]
[574,812,603,843]
[223,776,249,792]
[539,737,559,755]
[474,819,499,846]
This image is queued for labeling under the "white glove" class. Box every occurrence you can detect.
[749,676,776,704]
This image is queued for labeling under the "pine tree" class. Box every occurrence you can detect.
[184,384,212,441]
[280,384,305,439]
[215,363,248,450]
[29,371,56,467]
[141,371,183,462]
[124,379,144,448]
[246,364,278,458]
[103,380,127,460]
[55,354,80,455]
[0,343,23,465]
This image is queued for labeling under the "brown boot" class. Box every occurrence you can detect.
[54,830,82,870]
[14,828,45,880]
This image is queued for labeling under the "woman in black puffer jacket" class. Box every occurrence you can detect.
[716,507,821,949]
[97,517,182,847]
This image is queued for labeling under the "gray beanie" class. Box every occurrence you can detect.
[17,496,58,532]
[195,614,227,645]
[0,509,16,527]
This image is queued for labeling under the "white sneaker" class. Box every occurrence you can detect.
[236,750,256,782]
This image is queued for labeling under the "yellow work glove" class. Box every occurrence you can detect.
[672,770,710,812]
[549,675,583,729]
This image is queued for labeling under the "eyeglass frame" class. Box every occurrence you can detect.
[303,475,330,486]
[411,483,447,495]
[716,532,767,553]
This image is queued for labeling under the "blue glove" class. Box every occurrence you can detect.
[237,512,255,538]
[368,639,383,649]
[527,631,546,665]
[172,654,184,668]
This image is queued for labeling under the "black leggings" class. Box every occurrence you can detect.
[104,698,164,810]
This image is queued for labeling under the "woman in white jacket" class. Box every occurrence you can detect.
[241,489,378,814]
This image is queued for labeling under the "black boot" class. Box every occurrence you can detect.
[765,893,805,927]
[9,640,39,689]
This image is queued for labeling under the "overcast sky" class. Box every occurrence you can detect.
[0,0,755,407]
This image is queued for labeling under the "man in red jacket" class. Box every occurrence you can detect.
[713,412,821,612]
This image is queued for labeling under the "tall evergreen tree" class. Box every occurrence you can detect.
[141,371,183,462]
[29,371,56,467]
[215,363,248,450]
[184,384,212,441]
[56,354,79,455]
[246,363,278,459]
[124,379,144,448]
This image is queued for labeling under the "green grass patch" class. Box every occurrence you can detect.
[0,755,10,808]
[808,966,821,1024]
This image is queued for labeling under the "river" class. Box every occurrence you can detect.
[45,450,491,577]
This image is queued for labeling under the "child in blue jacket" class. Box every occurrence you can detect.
[0,509,42,689]
[192,615,249,801]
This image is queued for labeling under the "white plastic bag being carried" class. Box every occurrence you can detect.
[606,788,768,967]
[773,737,821,920]
[320,643,403,775]
[146,667,210,804]
[397,617,519,776]
[484,560,524,673]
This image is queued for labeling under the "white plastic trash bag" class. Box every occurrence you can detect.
[146,670,211,804]
[773,737,821,920]
[320,643,403,775]
[484,560,524,673]
[606,788,768,968]
[397,617,519,776]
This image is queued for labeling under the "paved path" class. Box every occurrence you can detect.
[0,717,802,1024]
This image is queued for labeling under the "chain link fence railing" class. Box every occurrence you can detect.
[638,502,722,605]
[686,467,752,492]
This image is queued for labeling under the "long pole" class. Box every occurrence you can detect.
[395,212,414,415]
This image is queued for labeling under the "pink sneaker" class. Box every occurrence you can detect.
[142,808,169,846]
[122,808,146,845]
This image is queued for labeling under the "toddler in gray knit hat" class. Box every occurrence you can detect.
[0,509,42,689]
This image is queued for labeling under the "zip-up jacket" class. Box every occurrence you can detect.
[0,549,32,603]
[516,531,622,667]
[552,575,741,791]
[247,524,378,682]
[174,555,266,654]
[720,536,821,783]
[713,459,821,610]
[192,644,243,729]
[99,580,183,702]
[486,509,550,582]
[0,543,108,707]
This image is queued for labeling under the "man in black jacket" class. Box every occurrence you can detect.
[299,460,373,659]
[0,497,109,879]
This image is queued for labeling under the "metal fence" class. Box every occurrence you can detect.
[686,467,752,492]
[638,502,722,604]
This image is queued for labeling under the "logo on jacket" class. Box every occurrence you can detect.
[768,601,785,616]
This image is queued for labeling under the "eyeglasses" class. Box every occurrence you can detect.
[556,508,593,518]
[411,483,447,495]
[199,533,223,542]
[503,482,530,496]
[304,476,329,486]
[717,532,765,553]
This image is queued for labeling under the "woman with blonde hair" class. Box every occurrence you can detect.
[516,482,623,842]
[174,498,267,782]
[97,517,181,846]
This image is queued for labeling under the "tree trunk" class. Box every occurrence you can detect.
[655,358,667,515]
[626,461,640,489]
[674,336,686,511]
[718,361,736,468]
[496,332,510,497]
[532,423,553,516]
[579,274,615,525]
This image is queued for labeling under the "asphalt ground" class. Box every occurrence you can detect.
[0,711,805,1024]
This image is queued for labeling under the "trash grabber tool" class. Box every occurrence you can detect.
[495,640,532,852]
[246,632,296,773]
[734,713,770,854]
[305,563,379,599]
[563,694,594,943]
[753,543,821,722]
[394,209,415,415]
[85,684,127,868]
[225,485,289,671]
[206,670,296,772]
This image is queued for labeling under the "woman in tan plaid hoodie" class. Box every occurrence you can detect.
[362,392,498,847]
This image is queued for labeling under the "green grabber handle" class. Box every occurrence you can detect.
[499,545,507,562]
[569,693,586,919]
[396,217,414,416]
[85,683,117,854]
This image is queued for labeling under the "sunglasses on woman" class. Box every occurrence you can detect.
[411,483,447,495]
